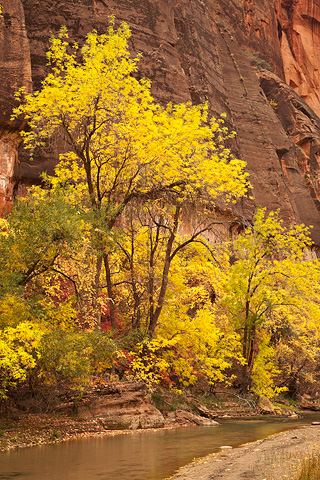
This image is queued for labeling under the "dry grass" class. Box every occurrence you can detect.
[294,452,320,480]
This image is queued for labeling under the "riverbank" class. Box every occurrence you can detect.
[0,408,310,453]
[0,412,183,452]
[0,384,252,451]
[0,383,315,453]
[169,424,320,480]
[0,413,120,451]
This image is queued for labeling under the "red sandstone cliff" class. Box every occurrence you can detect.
[1,0,320,241]
[0,0,32,210]
[279,0,320,117]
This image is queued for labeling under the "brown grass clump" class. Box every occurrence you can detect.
[295,452,320,480]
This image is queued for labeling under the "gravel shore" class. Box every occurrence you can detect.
[169,424,320,480]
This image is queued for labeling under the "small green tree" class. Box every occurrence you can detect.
[0,186,85,295]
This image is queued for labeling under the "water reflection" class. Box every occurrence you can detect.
[0,415,319,480]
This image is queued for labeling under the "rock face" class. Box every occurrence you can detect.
[260,69,320,240]
[0,128,21,211]
[279,0,320,118]
[1,0,320,240]
[73,382,165,430]
[0,0,32,210]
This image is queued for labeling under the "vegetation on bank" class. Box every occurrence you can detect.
[1,18,320,411]
[295,452,320,480]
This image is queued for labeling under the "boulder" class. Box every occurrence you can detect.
[300,401,320,411]
[175,410,219,426]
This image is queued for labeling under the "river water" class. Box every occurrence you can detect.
[1,414,319,480]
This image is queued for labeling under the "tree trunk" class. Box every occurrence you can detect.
[148,205,181,338]
[103,253,117,330]
[92,255,103,330]
[241,302,256,392]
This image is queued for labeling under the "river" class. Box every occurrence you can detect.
[1,414,319,480]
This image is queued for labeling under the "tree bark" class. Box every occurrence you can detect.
[148,205,181,338]
[92,255,103,330]
[103,253,117,330]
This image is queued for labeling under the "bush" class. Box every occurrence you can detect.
[246,51,272,71]
[38,329,117,390]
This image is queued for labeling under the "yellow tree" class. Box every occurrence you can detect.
[14,19,248,333]
[222,208,320,395]
[111,199,241,337]
[119,240,242,390]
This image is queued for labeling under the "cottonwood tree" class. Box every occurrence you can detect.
[14,19,248,333]
[112,199,239,337]
[222,208,320,395]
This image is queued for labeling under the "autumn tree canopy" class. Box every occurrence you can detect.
[13,19,249,335]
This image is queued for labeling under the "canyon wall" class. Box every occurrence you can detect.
[279,0,320,117]
[1,0,320,241]
[0,0,32,210]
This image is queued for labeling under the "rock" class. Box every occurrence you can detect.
[0,129,21,211]
[61,381,165,430]
[220,445,233,449]
[279,0,320,117]
[98,408,165,430]
[259,69,320,243]
[0,0,32,210]
[0,0,32,125]
[258,395,281,415]
[311,421,320,425]
[193,402,218,419]
[300,394,320,411]
[165,411,177,423]
[300,401,320,411]
[175,410,219,426]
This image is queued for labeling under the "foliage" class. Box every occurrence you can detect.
[125,242,241,389]
[222,208,320,395]
[274,333,320,397]
[269,98,278,110]
[156,242,241,388]
[0,321,43,399]
[14,21,248,214]
[39,329,117,390]
[125,337,178,390]
[0,186,85,295]
[5,17,320,403]
[246,51,272,71]
[109,204,232,336]
[161,308,241,388]
[0,295,43,398]
[13,19,249,334]
[250,337,284,397]
[0,289,117,397]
